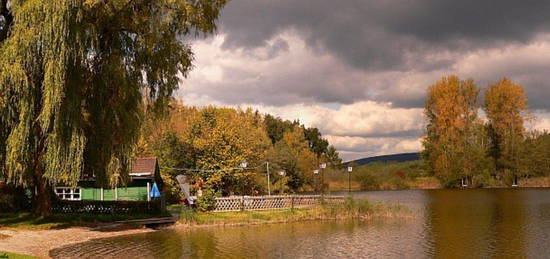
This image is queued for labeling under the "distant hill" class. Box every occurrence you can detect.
[344,152,420,166]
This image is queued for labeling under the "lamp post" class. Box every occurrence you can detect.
[319,163,327,202]
[278,170,285,194]
[347,166,353,196]
[320,163,326,195]
[240,161,248,168]
[266,162,271,195]
[313,169,319,192]
[241,160,271,195]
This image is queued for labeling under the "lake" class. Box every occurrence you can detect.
[50,189,550,258]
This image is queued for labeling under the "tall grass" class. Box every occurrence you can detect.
[176,198,412,226]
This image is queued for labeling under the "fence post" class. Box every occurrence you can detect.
[291,195,294,211]
[240,196,245,211]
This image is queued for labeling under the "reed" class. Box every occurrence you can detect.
[176,198,412,227]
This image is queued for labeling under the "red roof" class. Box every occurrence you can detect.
[131,157,158,176]
[80,157,158,180]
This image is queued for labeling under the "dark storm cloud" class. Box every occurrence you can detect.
[218,0,550,71]
[184,0,550,110]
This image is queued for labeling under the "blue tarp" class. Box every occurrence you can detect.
[150,182,161,198]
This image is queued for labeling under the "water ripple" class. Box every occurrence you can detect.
[51,189,550,258]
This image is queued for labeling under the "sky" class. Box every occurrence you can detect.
[177,0,550,161]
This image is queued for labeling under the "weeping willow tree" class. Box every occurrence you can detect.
[0,0,227,216]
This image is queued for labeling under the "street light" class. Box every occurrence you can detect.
[241,160,271,195]
[240,161,248,168]
[278,171,286,194]
[313,169,319,194]
[319,163,327,197]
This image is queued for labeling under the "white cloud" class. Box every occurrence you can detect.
[530,110,550,132]
[325,135,422,161]
[177,26,550,161]
[177,98,426,160]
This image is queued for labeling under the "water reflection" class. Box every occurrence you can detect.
[425,189,527,258]
[50,189,550,258]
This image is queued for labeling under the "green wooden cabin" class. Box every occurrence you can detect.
[54,157,162,201]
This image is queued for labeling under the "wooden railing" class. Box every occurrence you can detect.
[213,195,345,212]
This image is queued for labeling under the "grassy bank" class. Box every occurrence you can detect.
[0,212,159,230]
[0,251,38,259]
[175,198,411,227]
[517,177,550,188]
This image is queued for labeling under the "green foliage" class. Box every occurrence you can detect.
[0,0,228,215]
[178,206,198,223]
[151,132,192,202]
[264,114,297,144]
[352,161,427,190]
[525,132,550,177]
[196,188,217,212]
[325,146,343,168]
[421,76,546,187]
[267,138,306,192]
[272,176,290,194]
[139,103,341,197]
[303,127,329,157]
[355,172,380,190]
[484,78,529,179]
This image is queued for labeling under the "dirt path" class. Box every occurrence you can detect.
[0,225,153,258]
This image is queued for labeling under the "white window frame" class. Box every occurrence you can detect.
[54,187,81,201]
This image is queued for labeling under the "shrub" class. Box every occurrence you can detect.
[389,177,409,190]
[196,188,217,212]
[179,207,197,223]
[502,169,517,186]
[355,172,379,190]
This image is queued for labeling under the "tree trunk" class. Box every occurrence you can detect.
[32,170,53,217]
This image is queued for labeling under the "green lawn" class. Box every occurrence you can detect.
[0,212,165,230]
[0,251,37,259]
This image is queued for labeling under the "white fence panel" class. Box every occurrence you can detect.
[213,195,345,212]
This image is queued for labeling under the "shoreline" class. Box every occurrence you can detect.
[329,185,550,192]
[0,225,154,258]
[172,211,415,229]
[327,176,550,192]
[0,202,412,258]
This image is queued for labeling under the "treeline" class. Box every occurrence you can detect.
[423,76,550,187]
[138,101,341,199]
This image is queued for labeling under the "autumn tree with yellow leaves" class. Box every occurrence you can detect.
[423,76,543,187]
[423,76,490,186]
[138,101,340,198]
[484,79,530,183]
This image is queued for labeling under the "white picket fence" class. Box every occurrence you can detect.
[213,195,345,212]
